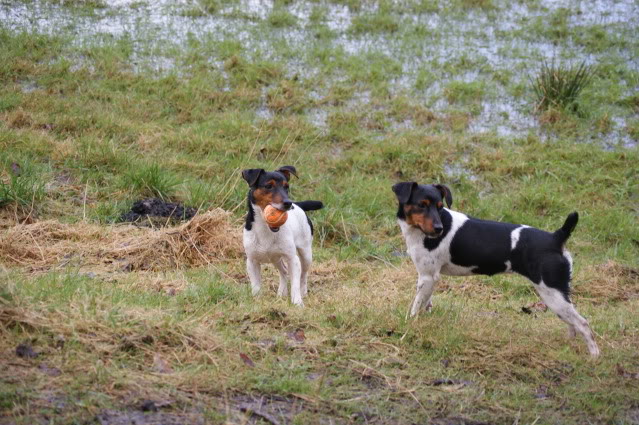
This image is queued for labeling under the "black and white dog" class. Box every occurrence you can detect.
[242,166,323,306]
[392,182,599,357]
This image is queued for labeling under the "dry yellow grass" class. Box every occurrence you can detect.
[574,260,639,303]
[0,209,243,273]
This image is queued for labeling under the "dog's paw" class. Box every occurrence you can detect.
[423,299,433,312]
[277,285,288,297]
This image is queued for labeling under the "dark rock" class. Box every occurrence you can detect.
[118,198,197,225]
[139,400,158,412]
[16,343,38,359]
[429,378,473,387]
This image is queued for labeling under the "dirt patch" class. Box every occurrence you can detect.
[97,409,205,425]
[98,393,328,425]
[430,419,494,425]
[574,260,639,303]
[231,393,308,425]
[119,198,197,227]
[0,208,242,272]
[0,392,332,425]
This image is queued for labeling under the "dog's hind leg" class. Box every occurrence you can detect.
[275,259,288,297]
[535,281,600,358]
[297,247,312,297]
[409,274,438,318]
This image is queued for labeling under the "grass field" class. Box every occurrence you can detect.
[1,0,638,424]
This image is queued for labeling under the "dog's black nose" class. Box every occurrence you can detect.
[283,201,292,210]
[434,224,443,233]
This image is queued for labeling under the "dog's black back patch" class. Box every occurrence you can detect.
[449,218,519,275]
[509,227,572,299]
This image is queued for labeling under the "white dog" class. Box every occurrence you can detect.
[241,166,323,306]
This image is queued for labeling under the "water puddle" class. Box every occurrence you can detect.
[1,0,637,147]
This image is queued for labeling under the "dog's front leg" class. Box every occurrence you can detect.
[287,255,303,307]
[410,274,437,317]
[247,258,262,296]
[275,259,288,297]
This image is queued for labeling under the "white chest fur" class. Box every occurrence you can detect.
[243,204,311,263]
[243,202,314,307]
[398,209,470,277]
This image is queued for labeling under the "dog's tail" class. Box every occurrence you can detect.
[295,200,324,212]
[554,212,578,245]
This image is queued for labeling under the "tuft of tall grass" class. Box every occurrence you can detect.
[0,163,46,209]
[0,174,46,209]
[531,60,596,113]
[121,163,181,200]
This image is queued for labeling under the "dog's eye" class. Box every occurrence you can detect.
[265,184,273,189]
[437,202,443,209]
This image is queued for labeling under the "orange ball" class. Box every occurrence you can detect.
[263,205,288,228]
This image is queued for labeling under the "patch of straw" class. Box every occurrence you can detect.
[573,260,639,303]
[0,209,243,273]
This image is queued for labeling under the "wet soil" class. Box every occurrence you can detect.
[96,409,206,425]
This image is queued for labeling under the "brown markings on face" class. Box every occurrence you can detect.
[253,188,274,210]
[437,201,443,209]
[403,205,434,234]
[253,179,286,209]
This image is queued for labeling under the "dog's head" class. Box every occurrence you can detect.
[242,166,298,212]
[392,182,452,238]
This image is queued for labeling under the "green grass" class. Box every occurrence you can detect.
[0,160,47,209]
[1,0,638,423]
[531,60,596,113]
[350,10,399,33]
[444,80,486,105]
[120,162,182,200]
[267,7,297,28]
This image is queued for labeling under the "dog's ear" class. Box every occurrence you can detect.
[435,184,453,207]
[392,182,417,204]
[241,169,264,187]
[277,165,298,180]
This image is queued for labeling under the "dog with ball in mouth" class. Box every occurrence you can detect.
[242,166,323,306]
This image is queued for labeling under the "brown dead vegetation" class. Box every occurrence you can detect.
[0,209,243,273]
[574,260,639,303]
[0,206,37,229]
